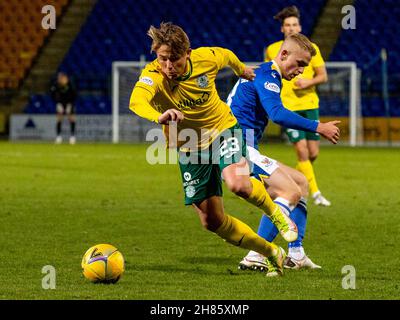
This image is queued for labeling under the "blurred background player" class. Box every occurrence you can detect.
[265,6,330,206]
[227,34,340,275]
[50,72,77,144]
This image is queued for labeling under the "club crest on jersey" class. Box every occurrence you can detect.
[197,75,209,88]
[185,186,196,198]
[264,81,280,93]
[261,157,273,167]
[139,76,154,86]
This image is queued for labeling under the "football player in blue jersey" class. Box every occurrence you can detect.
[227,33,340,276]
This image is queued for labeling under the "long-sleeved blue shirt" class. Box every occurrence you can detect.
[227,61,318,149]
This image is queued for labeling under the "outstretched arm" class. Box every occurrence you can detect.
[254,69,339,144]
[129,87,184,125]
[240,65,257,81]
[212,47,257,81]
[266,101,318,133]
[129,87,162,123]
[265,101,340,144]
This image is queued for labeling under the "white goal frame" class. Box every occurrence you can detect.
[112,60,361,145]
[324,61,361,146]
[112,60,147,143]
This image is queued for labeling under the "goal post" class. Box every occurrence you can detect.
[112,60,147,143]
[323,62,361,146]
[112,60,361,145]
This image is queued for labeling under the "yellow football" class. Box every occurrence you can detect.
[81,244,125,284]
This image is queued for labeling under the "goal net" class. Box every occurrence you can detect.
[112,61,362,145]
[318,62,362,146]
[111,61,159,143]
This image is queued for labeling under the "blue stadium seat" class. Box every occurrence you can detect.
[53,0,400,118]
[24,94,111,115]
[329,0,400,116]
[58,0,325,99]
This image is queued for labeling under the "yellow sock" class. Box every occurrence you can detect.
[214,214,277,257]
[244,177,278,216]
[296,160,319,195]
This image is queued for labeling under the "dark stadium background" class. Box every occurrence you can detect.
[0,0,399,143]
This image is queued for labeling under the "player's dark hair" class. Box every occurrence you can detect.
[274,6,301,25]
[147,22,190,58]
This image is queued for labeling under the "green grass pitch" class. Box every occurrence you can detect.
[0,142,399,300]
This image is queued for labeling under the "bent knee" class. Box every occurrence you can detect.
[292,188,302,203]
[298,175,309,197]
[197,210,223,232]
[202,221,217,232]
[288,189,302,205]
[225,180,252,198]
[309,150,319,162]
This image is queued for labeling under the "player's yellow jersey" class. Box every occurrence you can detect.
[130,47,245,151]
[265,40,325,111]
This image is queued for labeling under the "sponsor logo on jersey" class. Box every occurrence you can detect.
[177,92,210,110]
[196,75,209,88]
[264,81,280,93]
[261,157,273,167]
[139,76,154,86]
[183,178,200,187]
[287,129,300,139]
[183,172,192,181]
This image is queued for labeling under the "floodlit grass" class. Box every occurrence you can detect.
[0,142,399,300]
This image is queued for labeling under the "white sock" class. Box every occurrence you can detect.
[288,246,305,260]
[274,197,294,215]
[312,191,321,199]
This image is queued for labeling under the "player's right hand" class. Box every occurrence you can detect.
[158,109,184,125]
[240,65,258,81]
[317,120,341,144]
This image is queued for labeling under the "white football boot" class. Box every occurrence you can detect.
[312,191,331,207]
[69,136,76,145]
[238,251,268,272]
[55,136,62,144]
[284,247,321,270]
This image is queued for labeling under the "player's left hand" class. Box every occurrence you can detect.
[294,78,314,89]
[240,65,258,81]
[317,120,341,144]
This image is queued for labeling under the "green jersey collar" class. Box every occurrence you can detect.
[176,59,193,82]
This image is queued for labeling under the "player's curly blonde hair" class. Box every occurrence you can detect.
[286,33,316,57]
[147,22,190,57]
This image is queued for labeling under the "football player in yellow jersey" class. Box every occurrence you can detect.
[265,6,331,206]
[129,22,300,276]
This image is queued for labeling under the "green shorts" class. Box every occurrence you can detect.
[178,123,247,205]
[285,109,320,143]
